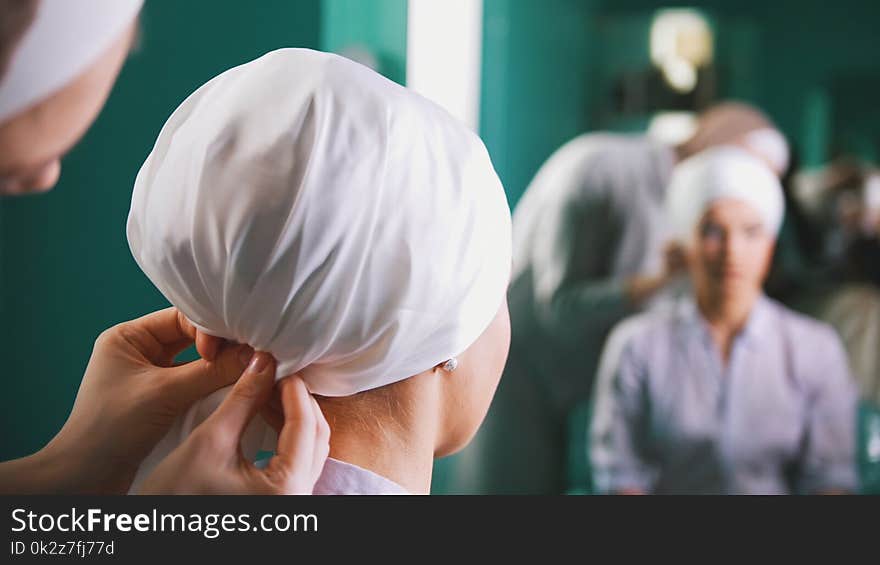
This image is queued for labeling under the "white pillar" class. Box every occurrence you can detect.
[406,0,484,132]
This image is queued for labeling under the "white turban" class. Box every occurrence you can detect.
[665,145,785,242]
[0,0,143,124]
[127,48,512,397]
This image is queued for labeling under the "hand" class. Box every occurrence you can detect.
[662,241,688,278]
[625,241,688,308]
[138,354,330,494]
[38,308,252,494]
[625,274,669,308]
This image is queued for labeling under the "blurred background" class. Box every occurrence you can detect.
[2,0,879,493]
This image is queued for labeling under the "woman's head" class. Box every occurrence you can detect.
[679,101,790,176]
[127,49,513,454]
[0,0,141,195]
[666,146,784,301]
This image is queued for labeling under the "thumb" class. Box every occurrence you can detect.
[161,343,254,408]
[204,352,277,441]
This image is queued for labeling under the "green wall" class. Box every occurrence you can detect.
[598,0,880,167]
[320,0,408,84]
[479,0,597,208]
[0,0,320,461]
[470,0,880,205]
[432,0,598,492]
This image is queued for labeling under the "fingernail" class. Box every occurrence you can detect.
[249,351,271,374]
[238,346,254,367]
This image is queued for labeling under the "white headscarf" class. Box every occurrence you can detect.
[665,145,785,242]
[0,0,143,124]
[127,48,512,397]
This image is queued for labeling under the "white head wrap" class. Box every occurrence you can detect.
[0,0,143,124]
[665,145,785,242]
[127,48,512,397]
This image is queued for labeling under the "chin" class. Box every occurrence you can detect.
[715,279,759,298]
[716,285,743,299]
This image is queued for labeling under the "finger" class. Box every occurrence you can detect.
[161,343,254,408]
[195,331,224,362]
[309,395,331,482]
[265,376,320,490]
[116,307,197,365]
[206,352,276,440]
[141,307,195,346]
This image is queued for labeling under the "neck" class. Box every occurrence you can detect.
[695,287,760,361]
[317,375,440,494]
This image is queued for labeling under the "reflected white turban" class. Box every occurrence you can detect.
[665,145,785,242]
[127,48,512,397]
[0,0,143,123]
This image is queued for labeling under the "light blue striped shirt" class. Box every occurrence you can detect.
[591,295,858,494]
